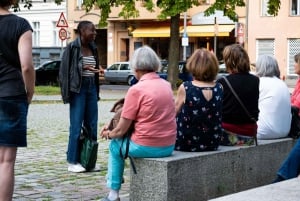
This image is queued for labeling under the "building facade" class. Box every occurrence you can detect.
[66,0,245,69]
[15,0,67,67]
[247,0,300,78]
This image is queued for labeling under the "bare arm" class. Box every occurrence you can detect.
[100,117,133,139]
[175,84,186,114]
[19,30,35,103]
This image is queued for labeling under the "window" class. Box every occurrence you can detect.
[261,0,271,16]
[77,0,83,9]
[291,0,300,15]
[32,22,40,47]
[52,21,60,46]
[32,54,40,67]
[288,39,300,75]
[256,39,275,58]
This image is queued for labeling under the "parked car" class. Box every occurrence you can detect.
[104,62,134,85]
[35,60,61,85]
[216,63,229,79]
[129,60,192,86]
[157,61,193,83]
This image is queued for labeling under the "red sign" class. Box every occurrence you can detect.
[56,12,68,28]
[59,28,68,40]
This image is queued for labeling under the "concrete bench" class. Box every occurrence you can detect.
[129,138,296,201]
[208,178,300,201]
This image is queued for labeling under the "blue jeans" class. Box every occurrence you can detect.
[0,96,28,147]
[277,139,300,180]
[67,77,98,164]
[107,138,174,190]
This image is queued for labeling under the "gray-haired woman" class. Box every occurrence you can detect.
[100,45,176,201]
[256,55,291,139]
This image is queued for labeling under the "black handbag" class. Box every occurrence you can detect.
[79,126,98,171]
[288,106,300,139]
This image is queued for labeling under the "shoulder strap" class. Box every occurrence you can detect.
[223,76,258,146]
[223,76,256,123]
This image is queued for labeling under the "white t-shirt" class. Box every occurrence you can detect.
[257,77,291,139]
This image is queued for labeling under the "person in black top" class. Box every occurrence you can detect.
[217,44,259,146]
[0,0,35,199]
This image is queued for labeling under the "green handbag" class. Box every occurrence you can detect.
[80,126,98,171]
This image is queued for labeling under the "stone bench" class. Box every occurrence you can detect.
[129,138,296,201]
[208,178,300,201]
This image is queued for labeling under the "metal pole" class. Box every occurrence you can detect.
[214,17,217,55]
[183,12,187,61]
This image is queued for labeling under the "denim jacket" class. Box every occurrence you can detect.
[59,37,99,103]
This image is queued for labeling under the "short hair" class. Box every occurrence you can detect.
[223,44,250,73]
[295,53,300,65]
[256,55,280,78]
[130,45,161,72]
[0,0,15,7]
[77,21,93,36]
[186,48,219,81]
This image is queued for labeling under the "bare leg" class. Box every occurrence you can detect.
[0,146,17,201]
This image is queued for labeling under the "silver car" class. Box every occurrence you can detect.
[104,62,134,85]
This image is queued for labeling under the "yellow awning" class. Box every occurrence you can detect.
[181,24,235,37]
[132,24,234,38]
[132,27,170,37]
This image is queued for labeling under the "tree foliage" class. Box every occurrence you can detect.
[205,0,281,22]
[12,0,63,11]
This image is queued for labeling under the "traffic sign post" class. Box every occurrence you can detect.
[56,12,68,28]
[56,12,68,57]
[59,28,68,41]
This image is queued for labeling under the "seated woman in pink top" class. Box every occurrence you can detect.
[100,45,177,201]
[291,53,300,108]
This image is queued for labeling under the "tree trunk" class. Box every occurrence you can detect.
[168,14,180,90]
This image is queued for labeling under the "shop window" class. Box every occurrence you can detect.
[291,0,300,15]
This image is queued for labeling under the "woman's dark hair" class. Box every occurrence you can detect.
[295,53,300,65]
[0,0,16,7]
[223,44,250,73]
[77,21,93,36]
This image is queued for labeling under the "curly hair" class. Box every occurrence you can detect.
[0,0,17,8]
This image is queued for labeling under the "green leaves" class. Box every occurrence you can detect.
[204,0,246,22]
[267,0,281,16]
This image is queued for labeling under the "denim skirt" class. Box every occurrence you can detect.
[0,96,28,147]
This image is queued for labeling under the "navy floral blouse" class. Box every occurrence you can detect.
[175,81,223,152]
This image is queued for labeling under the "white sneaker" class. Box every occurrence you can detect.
[68,163,86,173]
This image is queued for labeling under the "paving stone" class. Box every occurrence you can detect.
[14,89,129,200]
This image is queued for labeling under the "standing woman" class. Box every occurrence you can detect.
[0,0,35,200]
[59,21,100,173]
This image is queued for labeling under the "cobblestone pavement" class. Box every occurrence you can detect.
[14,89,130,201]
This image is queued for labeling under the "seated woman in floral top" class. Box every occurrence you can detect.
[175,48,223,152]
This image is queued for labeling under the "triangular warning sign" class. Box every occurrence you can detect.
[56,12,68,28]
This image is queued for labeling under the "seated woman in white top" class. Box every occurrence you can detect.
[256,55,291,139]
